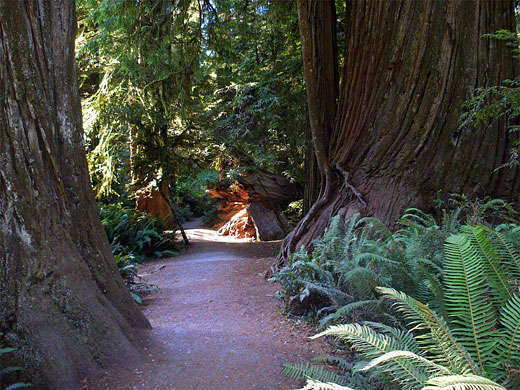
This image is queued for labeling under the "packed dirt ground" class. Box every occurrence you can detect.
[85,219,328,390]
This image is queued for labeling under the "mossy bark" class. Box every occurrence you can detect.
[0,1,150,388]
[274,0,520,270]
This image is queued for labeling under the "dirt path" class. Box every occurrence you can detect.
[87,220,325,390]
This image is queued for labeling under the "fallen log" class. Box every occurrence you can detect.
[207,168,301,241]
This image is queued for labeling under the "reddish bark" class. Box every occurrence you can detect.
[274,0,520,271]
[0,1,149,387]
[207,168,299,240]
[217,208,256,238]
[135,180,174,225]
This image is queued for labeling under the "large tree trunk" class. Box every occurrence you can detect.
[274,0,520,270]
[303,115,320,215]
[0,1,150,388]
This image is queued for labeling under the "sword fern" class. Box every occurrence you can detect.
[307,224,520,389]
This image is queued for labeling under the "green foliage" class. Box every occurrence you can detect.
[459,78,520,168]
[76,0,306,203]
[186,0,306,182]
[99,203,179,260]
[272,199,517,327]
[77,0,209,200]
[422,375,507,390]
[99,203,178,302]
[170,203,194,224]
[174,171,219,219]
[0,334,31,390]
[283,199,304,227]
[113,252,138,286]
[282,362,349,386]
[306,223,520,389]
[271,209,447,325]
[282,354,391,390]
[296,379,355,390]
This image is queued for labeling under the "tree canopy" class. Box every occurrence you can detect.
[76,0,308,203]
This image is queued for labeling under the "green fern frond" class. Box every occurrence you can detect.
[296,379,356,390]
[363,321,421,355]
[4,383,33,389]
[444,233,500,370]
[499,293,520,365]
[311,323,429,389]
[422,374,507,390]
[377,287,478,375]
[0,366,24,379]
[340,265,380,282]
[462,225,513,303]
[281,362,347,385]
[360,350,453,377]
[417,265,447,318]
[441,206,463,235]
[296,261,336,284]
[399,208,438,229]
[319,300,379,329]
[310,356,352,370]
[352,252,400,267]
[416,257,443,275]
[0,347,17,357]
[359,217,394,241]
[0,335,31,389]
[340,214,362,258]
[303,281,353,303]
[488,227,520,277]
[340,267,385,295]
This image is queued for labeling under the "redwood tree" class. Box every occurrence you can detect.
[0,1,149,387]
[275,0,520,269]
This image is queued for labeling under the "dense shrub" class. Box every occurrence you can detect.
[171,203,194,223]
[175,171,219,220]
[272,198,516,328]
[99,203,179,260]
[294,223,520,390]
[99,203,180,300]
[276,199,519,389]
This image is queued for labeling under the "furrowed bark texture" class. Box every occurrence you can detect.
[0,1,149,388]
[303,116,320,215]
[274,0,519,270]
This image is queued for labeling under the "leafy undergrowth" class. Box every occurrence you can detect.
[99,203,183,299]
[0,333,31,390]
[274,198,520,389]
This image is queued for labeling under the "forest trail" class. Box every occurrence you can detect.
[87,219,324,390]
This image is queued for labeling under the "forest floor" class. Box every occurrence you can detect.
[85,219,328,390]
